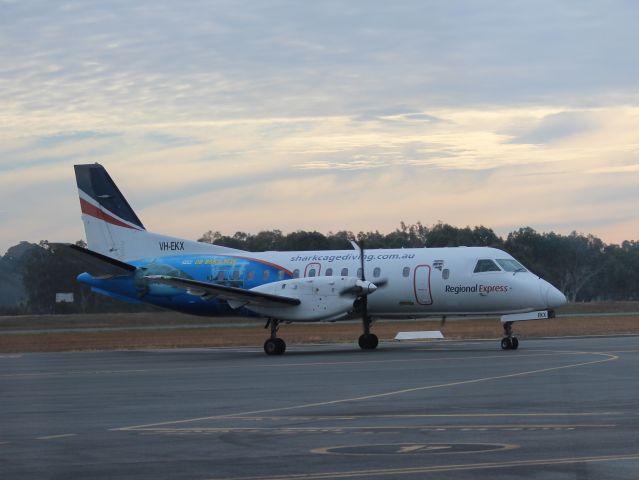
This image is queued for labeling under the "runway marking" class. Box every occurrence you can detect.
[115,351,619,431]
[219,412,620,420]
[0,368,158,378]
[312,442,519,456]
[205,452,639,479]
[0,351,580,378]
[133,424,614,434]
[36,433,77,440]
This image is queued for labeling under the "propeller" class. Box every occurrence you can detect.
[339,280,377,297]
[350,240,388,331]
[355,239,380,346]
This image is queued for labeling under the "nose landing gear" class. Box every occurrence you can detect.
[358,315,379,350]
[501,321,519,350]
[263,318,286,355]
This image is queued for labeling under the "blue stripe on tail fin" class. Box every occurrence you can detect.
[74,163,145,230]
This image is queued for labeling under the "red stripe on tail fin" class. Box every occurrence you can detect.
[80,198,141,230]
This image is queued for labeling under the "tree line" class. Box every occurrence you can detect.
[199,222,637,303]
[5,222,638,314]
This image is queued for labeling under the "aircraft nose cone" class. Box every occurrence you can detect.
[367,282,378,294]
[546,285,567,308]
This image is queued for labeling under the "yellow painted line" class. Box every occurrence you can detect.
[0,349,593,379]
[219,412,620,421]
[133,424,615,433]
[114,351,618,431]
[205,453,639,479]
[0,368,157,378]
[36,433,77,440]
[601,349,639,353]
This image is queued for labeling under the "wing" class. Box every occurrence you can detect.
[144,275,301,307]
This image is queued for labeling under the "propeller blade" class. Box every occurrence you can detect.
[359,240,365,281]
[340,285,362,296]
[339,279,388,297]
[339,280,378,297]
[373,278,388,289]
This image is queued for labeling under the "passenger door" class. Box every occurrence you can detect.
[414,265,433,305]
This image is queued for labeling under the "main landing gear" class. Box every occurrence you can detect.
[263,318,286,355]
[501,321,519,350]
[358,315,379,350]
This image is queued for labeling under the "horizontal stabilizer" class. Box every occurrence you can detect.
[145,275,301,307]
[67,244,137,274]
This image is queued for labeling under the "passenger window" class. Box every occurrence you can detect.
[325,268,333,276]
[308,268,316,277]
[373,267,381,278]
[247,270,255,281]
[473,259,501,273]
[442,268,450,280]
[293,269,300,278]
[402,266,410,277]
[277,270,285,280]
[216,271,226,281]
[232,270,240,281]
[263,270,270,281]
[341,268,348,276]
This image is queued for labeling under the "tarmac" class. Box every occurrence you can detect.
[2,335,639,479]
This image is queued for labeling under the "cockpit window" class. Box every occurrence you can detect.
[496,259,527,273]
[473,259,501,273]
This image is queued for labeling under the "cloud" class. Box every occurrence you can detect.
[506,111,598,144]
[2,2,639,253]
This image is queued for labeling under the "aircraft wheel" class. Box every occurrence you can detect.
[511,337,519,350]
[264,338,285,355]
[500,337,511,350]
[358,333,379,350]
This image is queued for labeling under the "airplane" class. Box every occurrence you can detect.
[71,163,567,355]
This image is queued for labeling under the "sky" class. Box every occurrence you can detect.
[1,0,639,255]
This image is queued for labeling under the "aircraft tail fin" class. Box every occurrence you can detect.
[74,163,244,261]
[75,163,146,231]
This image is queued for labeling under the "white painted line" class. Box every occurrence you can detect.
[36,433,77,440]
[115,351,618,431]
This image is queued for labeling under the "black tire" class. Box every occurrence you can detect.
[275,338,286,354]
[264,339,284,355]
[511,337,519,350]
[501,337,511,350]
[358,333,379,350]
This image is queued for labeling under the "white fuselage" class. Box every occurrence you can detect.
[244,246,564,319]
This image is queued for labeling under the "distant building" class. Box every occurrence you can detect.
[55,293,74,303]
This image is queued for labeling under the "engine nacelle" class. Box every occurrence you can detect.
[229,276,375,322]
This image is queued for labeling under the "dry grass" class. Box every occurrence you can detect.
[1,309,638,353]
